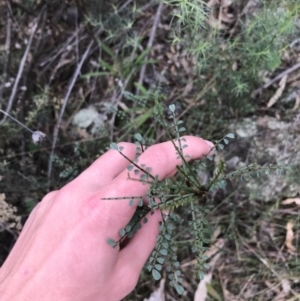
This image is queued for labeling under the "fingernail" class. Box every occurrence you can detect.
[204,140,214,148]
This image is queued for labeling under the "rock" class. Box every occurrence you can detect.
[227,116,300,201]
[72,106,107,136]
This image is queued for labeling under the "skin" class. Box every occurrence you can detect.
[0,136,213,301]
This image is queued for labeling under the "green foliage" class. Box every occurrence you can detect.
[164,0,298,106]
[103,102,287,294]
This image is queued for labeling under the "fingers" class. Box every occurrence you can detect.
[116,210,162,279]
[110,136,213,196]
[96,136,212,230]
[66,142,137,194]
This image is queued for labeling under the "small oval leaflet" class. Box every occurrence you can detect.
[162,242,169,249]
[152,269,161,281]
[159,249,168,256]
[169,104,176,112]
[173,261,180,267]
[110,143,118,150]
[223,138,229,144]
[125,225,132,232]
[199,271,205,280]
[135,133,144,142]
[127,165,134,171]
[175,284,184,295]
[119,229,126,237]
[107,238,117,246]
[226,133,235,139]
[157,257,165,264]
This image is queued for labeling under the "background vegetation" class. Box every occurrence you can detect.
[0,0,300,300]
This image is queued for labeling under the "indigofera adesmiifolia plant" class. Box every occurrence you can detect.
[102,101,287,295]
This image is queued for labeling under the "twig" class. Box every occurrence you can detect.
[177,76,216,120]
[138,0,160,15]
[0,8,11,102]
[252,62,300,96]
[7,0,36,16]
[6,0,26,40]
[0,109,34,133]
[39,26,84,68]
[137,2,164,91]
[243,241,298,297]
[75,6,79,64]
[109,68,136,141]
[47,40,93,189]
[32,6,48,59]
[118,0,135,12]
[0,21,38,125]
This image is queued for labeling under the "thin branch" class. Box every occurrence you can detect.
[0,8,12,102]
[118,0,135,12]
[137,2,164,91]
[7,0,37,16]
[75,6,79,64]
[0,21,38,125]
[32,6,48,59]
[39,26,84,68]
[109,68,136,141]
[252,62,300,96]
[0,109,34,133]
[6,0,26,40]
[47,40,93,189]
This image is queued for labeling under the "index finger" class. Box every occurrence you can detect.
[113,136,212,189]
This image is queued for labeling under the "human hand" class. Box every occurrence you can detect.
[0,137,213,301]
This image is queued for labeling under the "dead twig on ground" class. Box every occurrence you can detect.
[32,7,48,60]
[0,20,38,125]
[0,8,11,102]
[118,0,135,12]
[252,62,300,97]
[137,2,164,92]
[109,68,136,141]
[39,26,84,68]
[6,0,26,40]
[177,75,216,120]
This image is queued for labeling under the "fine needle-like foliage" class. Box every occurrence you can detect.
[102,101,288,295]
